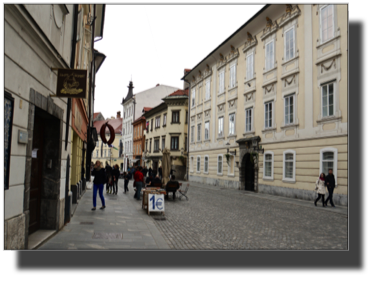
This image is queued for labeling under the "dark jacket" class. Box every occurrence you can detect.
[92,168,106,185]
[125,172,132,180]
[112,168,120,180]
[325,174,336,188]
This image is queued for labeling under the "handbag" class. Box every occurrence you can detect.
[314,179,320,191]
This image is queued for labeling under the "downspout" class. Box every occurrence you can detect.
[86,4,97,181]
[183,78,191,181]
[66,4,79,151]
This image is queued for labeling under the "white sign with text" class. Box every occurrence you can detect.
[148,194,165,212]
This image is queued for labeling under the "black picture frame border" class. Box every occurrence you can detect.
[4,90,15,190]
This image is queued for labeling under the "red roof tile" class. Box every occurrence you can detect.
[94,112,100,119]
[143,107,152,112]
[168,89,189,97]
[133,115,146,124]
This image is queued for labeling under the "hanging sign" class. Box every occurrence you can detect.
[52,68,87,98]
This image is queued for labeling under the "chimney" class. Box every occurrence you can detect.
[117,111,121,118]
[156,83,160,87]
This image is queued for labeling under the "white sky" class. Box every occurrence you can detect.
[93,4,264,119]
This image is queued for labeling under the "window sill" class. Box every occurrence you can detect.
[263,177,274,181]
[282,179,296,184]
[262,127,277,133]
[203,172,209,175]
[263,66,277,75]
[218,91,225,97]
[281,55,299,67]
[217,136,225,141]
[280,123,299,130]
[171,122,180,125]
[316,34,340,49]
[316,115,342,124]
[204,139,210,143]
[227,174,235,177]
[217,173,223,176]
[227,134,237,138]
[243,131,255,136]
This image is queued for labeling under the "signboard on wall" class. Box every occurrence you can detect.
[55,69,87,98]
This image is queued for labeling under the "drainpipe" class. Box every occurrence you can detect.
[183,78,191,181]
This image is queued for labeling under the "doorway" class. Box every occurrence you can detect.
[29,114,45,234]
[243,153,255,192]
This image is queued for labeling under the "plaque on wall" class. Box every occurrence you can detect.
[4,91,14,190]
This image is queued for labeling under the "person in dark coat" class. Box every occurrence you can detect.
[148,167,153,178]
[145,174,154,187]
[158,166,162,179]
[91,160,106,210]
[325,168,336,207]
[105,162,113,194]
[165,175,180,201]
[112,164,120,195]
[123,171,132,193]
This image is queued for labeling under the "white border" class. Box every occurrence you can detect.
[283,149,296,182]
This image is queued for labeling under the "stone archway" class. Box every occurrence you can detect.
[236,136,261,192]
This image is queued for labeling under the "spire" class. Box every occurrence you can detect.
[122,81,134,104]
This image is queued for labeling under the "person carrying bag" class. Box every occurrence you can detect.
[314,173,327,207]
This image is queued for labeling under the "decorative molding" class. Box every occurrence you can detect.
[217,53,227,70]
[278,4,301,28]
[218,104,225,112]
[320,58,337,73]
[243,34,258,52]
[261,17,279,41]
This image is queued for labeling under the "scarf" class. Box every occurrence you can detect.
[94,166,102,171]
[319,175,325,181]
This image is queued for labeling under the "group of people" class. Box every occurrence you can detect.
[314,168,336,207]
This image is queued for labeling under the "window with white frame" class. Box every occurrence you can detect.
[204,121,209,140]
[155,116,161,128]
[284,27,295,61]
[205,79,211,100]
[162,137,165,150]
[218,116,224,137]
[322,81,334,117]
[283,150,296,181]
[219,70,225,94]
[263,152,274,179]
[190,156,194,172]
[154,139,159,152]
[191,88,195,107]
[320,4,334,43]
[197,123,201,141]
[163,113,167,126]
[246,52,254,80]
[217,155,223,174]
[229,113,235,135]
[191,125,194,142]
[320,148,338,184]
[196,156,201,172]
[245,107,253,132]
[204,156,209,173]
[284,94,294,125]
[265,40,275,70]
[265,102,273,128]
[230,63,236,88]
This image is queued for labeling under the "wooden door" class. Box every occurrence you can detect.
[244,155,255,192]
[29,115,44,235]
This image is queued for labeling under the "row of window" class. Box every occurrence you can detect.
[191,80,336,142]
[190,147,338,183]
[93,149,111,158]
[124,105,134,119]
[123,122,133,136]
[145,136,187,152]
[191,5,336,108]
[146,110,188,133]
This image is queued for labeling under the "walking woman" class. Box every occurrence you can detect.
[112,164,120,195]
[91,160,106,211]
[314,172,327,207]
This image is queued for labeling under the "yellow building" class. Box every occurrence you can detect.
[92,112,124,170]
[143,89,189,180]
[183,4,348,205]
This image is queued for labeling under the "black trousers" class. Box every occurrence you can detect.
[315,193,325,205]
[112,179,118,194]
[325,187,335,206]
[124,179,129,192]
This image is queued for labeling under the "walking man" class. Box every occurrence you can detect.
[133,166,144,200]
[325,168,336,207]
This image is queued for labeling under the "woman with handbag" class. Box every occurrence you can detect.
[314,173,327,207]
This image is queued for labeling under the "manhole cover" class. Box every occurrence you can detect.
[80,222,94,225]
[92,232,123,239]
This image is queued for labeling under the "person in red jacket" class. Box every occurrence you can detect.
[133,166,144,200]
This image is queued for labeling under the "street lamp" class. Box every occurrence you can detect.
[225,142,236,156]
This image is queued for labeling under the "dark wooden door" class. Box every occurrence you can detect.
[245,155,255,191]
[29,115,44,235]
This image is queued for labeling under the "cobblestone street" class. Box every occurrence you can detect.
[153,182,348,250]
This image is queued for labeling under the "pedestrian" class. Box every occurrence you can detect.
[123,171,132,193]
[105,162,112,194]
[165,175,180,201]
[143,166,148,177]
[158,165,162,180]
[133,166,144,200]
[112,164,120,195]
[314,172,327,207]
[325,168,336,207]
[91,160,106,211]
[148,166,152,177]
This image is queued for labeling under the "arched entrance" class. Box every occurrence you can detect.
[243,153,255,191]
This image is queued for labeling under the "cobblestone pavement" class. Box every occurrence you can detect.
[153,182,348,250]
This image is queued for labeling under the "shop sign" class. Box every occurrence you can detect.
[53,68,87,98]
[148,194,165,212]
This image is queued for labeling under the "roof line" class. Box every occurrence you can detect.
[181,4,270,80]
[133,84,180,96]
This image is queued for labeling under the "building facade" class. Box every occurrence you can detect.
[183,4,348,205]
[121,83,180,171]
[143,89,189,180]
[132,114,148,167]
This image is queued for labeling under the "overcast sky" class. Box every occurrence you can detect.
[93,4,264,119]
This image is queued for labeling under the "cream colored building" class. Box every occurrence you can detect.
[183,4,348,205]
[143,89,189,180]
